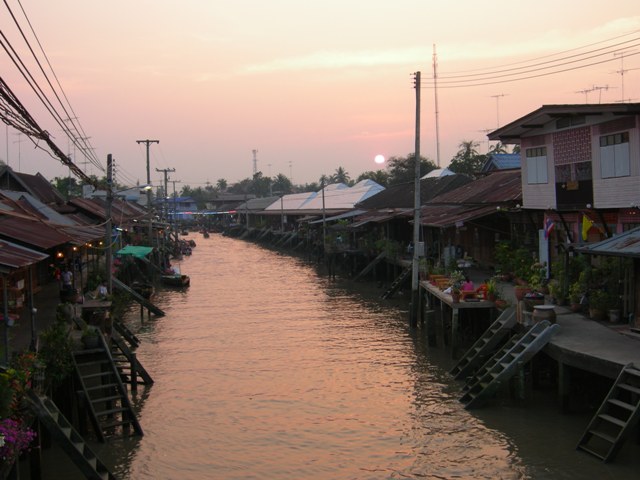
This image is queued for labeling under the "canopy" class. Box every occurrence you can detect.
[116,245,153,259]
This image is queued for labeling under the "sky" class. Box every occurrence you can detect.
[1,1,640,191]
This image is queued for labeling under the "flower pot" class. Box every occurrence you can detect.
[608,309,620,323]
[451,292,461,303]
[514,286,531,301]
[589,308,606,321]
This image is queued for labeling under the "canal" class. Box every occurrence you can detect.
[65,234,640,479]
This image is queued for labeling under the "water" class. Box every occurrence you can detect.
[56,235,640,479]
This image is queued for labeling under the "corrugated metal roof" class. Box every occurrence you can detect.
[576,227,640,258]
[481,154,521,172]
[11,170,66,205]
[356,175,472,210]
[0,214,72,249]
[1,190,77,225]
[56,224,105,245]
[418,204,499,228]
[428,170,521,205]
[0,239,49,272]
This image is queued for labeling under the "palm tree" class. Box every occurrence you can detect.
[331,167,350,184]
[216,178,228,191]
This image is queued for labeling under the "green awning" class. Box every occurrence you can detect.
[116,245,154,259]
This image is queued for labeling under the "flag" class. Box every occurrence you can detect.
[544,218,555,240]
[581,214,593,241]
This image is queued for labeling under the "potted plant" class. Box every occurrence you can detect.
[448,270,465,303]
[485,277,499,302]
[81,326,100,349]
[588,290,613,321]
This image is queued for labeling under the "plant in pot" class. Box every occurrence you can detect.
[81,326,100,349]
[448,270,465,303]
[587,290,614,321]
[485,277,499,302]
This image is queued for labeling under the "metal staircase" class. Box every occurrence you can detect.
[450,307,517,380]
[380,266,411,299]
[73,329,143,442]
[28,392,119,480]
[460,320,559,409]
[577,363,640,462]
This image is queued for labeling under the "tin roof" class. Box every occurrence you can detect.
[356,175,471,210]
[0,213,72,250]
[0,168,66,205]
[0,239,49,272]
[427,170,521,205]
[418,204,499,228]
[577,227,640,258]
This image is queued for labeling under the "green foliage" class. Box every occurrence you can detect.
[357,170,389,187]
[39,321,74,386]
[385,154,437,185]
[447,140,488,177]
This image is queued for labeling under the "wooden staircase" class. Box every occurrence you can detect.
[577,363,640,462]
[112,277,165,317]
[113,320,140,349]
[353,251,386,281]
[380,266,411,299]
[450,307,517,380]
[28,392,119,480]
[110,331,154,389]
[460,320,559,409]
[73,329,143,442]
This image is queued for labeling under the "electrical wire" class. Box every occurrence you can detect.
[421,33,640,88]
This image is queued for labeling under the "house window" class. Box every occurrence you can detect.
[526,146,548,184]
[600,132,630,178]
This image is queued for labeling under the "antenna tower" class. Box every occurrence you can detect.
[252,149,258,175]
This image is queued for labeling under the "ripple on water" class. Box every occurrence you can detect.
[113,235,529,480]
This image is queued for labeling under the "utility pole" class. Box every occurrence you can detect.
[410,71,421,329]
[136,139,159,247]
[105,154,113,294]
[432,44,441,167]
[156,167,175,222]
[171,179,181,242]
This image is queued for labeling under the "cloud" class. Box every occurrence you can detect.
[241,18,640,75]
[242,47,431,74]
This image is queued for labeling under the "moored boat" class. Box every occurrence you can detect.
[161,266,190,287]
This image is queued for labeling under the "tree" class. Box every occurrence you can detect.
[386,154,437,185]
[357,170,389,186]
[331,167,351,185]
[216,178,228,191]
[489,142,508,154]
[51,176,82,198]
[271,173,293,194]
[448,140,487,177]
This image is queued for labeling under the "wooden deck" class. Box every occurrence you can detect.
[422,281,496,357]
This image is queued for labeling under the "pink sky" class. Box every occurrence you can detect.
[2,1,639,190]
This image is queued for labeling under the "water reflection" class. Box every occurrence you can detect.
[86,234,638,480]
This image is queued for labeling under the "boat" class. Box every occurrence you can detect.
[131,281,155,299]
[161,266,190,287]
